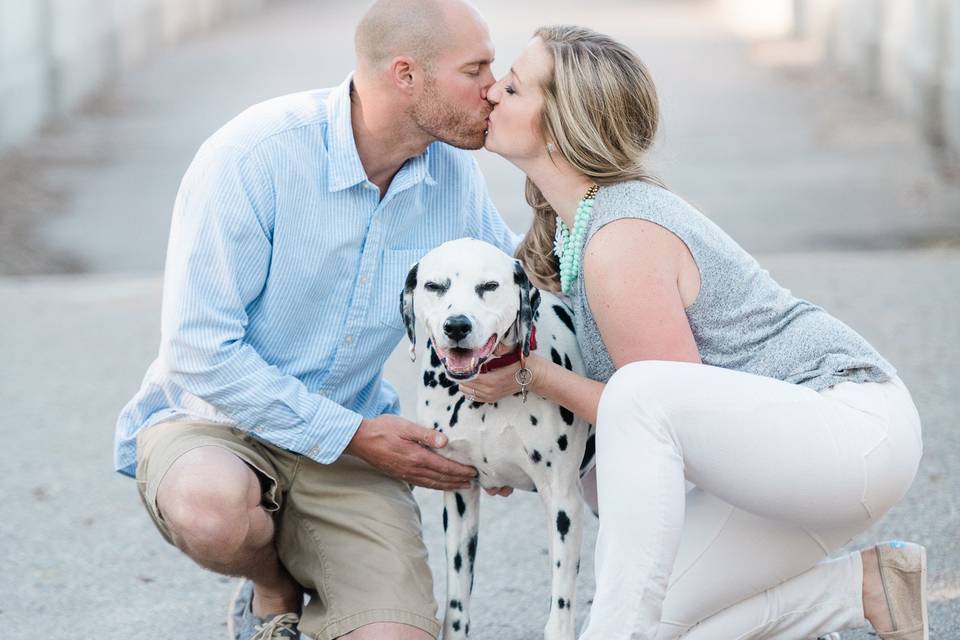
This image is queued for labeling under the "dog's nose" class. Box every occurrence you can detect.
[443,315,472,342]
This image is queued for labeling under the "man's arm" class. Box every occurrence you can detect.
[160,142,362,461]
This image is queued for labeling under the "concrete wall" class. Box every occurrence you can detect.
[791,0,960,163]
[0,0,271,152]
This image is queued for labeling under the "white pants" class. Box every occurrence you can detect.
[577,361,923,640]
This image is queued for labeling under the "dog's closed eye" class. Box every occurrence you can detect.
[425,280,451,294]
[476,281,499,297]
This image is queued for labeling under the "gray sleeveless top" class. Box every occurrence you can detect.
[570,180,896,391]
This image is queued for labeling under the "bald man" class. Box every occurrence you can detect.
[114,1,520,638]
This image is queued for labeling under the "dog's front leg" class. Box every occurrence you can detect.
[442,485,480,639]
[537,479,584,640]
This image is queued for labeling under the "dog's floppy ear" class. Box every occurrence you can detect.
[513,261,539,357]
[401,262,418,360]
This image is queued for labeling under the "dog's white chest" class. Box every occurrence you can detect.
[437,398,542,491]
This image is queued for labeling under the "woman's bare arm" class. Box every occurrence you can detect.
[583,218,701,368]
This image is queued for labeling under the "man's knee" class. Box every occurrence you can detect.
[336,622,434,639]
[156,446,263,557]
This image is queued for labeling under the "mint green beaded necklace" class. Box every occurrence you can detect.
[554,184,599,295]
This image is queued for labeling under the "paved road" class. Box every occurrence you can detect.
[1,0,958,638]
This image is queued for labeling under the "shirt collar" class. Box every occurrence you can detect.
[326,73,436,193]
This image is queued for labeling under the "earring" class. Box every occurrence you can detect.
[546,142,556,154]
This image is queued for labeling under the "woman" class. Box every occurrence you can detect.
[459,25,927,640]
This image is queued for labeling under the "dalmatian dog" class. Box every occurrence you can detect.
[399,238,596,640]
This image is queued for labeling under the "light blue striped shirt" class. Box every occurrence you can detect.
[114,75,521,478]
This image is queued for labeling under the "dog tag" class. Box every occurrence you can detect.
[515,367,533,403]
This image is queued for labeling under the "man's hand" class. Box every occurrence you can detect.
[344,415,478,490]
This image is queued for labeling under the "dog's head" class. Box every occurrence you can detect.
[400,238,540,380]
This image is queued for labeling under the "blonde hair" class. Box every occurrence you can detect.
[515,25,665,290]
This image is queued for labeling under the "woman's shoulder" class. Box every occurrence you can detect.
[587,179,706,245]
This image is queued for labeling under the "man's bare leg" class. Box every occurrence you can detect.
[156,446,302,617]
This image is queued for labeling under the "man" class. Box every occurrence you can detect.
[114,1,520,638]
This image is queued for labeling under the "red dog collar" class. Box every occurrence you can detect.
[478,325,538,374]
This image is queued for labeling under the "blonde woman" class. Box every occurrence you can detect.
[458,25,928,640]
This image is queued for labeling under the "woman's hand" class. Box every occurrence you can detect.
[458,352,548,405]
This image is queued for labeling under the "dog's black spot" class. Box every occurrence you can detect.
[530,450,542,464]
[483,456,488,463]
[450,599,462,611]
[438,372,455,388]
[552,304,575,334]
[454,552,462,572]
[466,622,470,636]
[546,461,551,467]
[449,383,460,396]
[557,435,568,451]
[423,370,438,388]
[452,620,461,632]
[557,510,571,542]
[559,406,575,425]
[443,507,448,531]
[493,402,498,409]
[469,401,484,409]
[430,347,442,368]
[577,559,581,574]
[425,399,430,406]
[558,598,566,609]
[433,422,439,429]
[556,560,561,568]
[446,405,451,411]
[455,492,466,517]
[530,415,538,426]
[550,347,563,367]
[467,533,478,567]
[450,396,466,427]
[481,413,485,423]
[563,353,573,371]
[580,434,596,471]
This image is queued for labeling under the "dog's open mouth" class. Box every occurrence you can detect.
[432,334,499,379]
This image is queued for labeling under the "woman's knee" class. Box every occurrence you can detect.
[598,361,683,435]
[156,446,261,553]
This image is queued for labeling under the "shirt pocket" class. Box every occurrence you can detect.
[376,248,428,330]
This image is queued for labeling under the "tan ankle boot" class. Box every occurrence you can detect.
[875,541,929,640]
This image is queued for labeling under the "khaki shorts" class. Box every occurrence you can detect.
[135,419,440,640]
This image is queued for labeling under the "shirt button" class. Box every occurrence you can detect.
[345,335,354,345]
[360,276,369,285]
[253,425,265,433]
[318,390,327,397]
[309,447,321,457]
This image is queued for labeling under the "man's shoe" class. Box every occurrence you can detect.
[875,541,929,640]
[227,579,301,640]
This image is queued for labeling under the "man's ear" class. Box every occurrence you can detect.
[401,262,418,360]
[389,56,416,91]
[514,261,537,357]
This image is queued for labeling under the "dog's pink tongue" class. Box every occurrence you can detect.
[446,349,476,372]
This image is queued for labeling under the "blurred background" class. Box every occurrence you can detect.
[1,0,958,638]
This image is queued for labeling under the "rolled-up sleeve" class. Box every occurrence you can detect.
[159,142,362,461]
